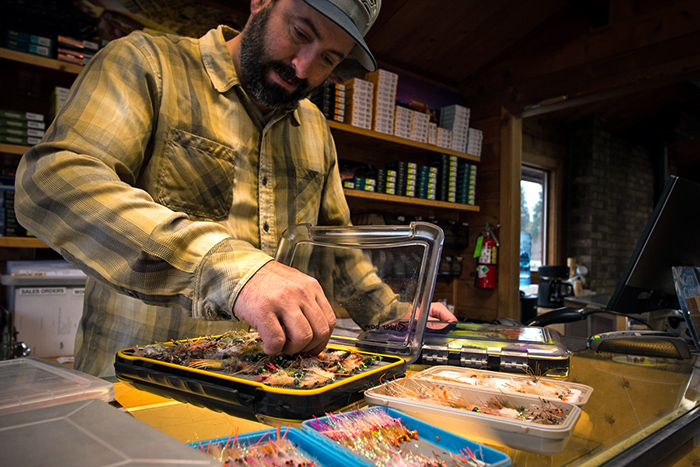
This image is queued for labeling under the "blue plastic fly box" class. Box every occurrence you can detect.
[299,406,512,467]
[114,222,444,423]
[188,427,360,467]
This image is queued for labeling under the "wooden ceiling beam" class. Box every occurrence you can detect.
[465,0,700,118]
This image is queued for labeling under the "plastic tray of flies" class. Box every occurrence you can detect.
[188,427,360,466]
[115,223,445,423]
[412,365,594,407]
[364,374,582,455]
[300,406,512,467]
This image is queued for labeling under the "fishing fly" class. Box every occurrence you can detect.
[130,330,383,389]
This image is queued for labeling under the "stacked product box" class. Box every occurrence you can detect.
[467,127,484,157]
[427,122,437,145]
[456,162,477,205]
[436,126,453,150]
[56,35,99,65]
[439,104,470,153]
[417,165,438,200]
[353,177,376,192]
[429,154,458,203]
[340,162,377,193]
[404,161,418,197]
[0,110,45,146]
[343,78,373,130]
[376,168,397,195]
[5,30,52,58]
[393,105,412,139]
[385,161,406,197]
[410,111,430,143]
[364,69,397,135]
[50,86,70,121]
[0,183,26,237]
[310,82,345,123]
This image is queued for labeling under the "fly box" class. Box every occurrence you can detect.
[410,365,593,407]
[416,321,571,377]
[364,373,582,455]
[300,406,512,467]
[115,222,444,422]
[188,427,360,466]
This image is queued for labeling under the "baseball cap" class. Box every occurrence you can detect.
[302,0,381,71]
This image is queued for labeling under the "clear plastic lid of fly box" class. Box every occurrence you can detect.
[275,222,444,364]
[0,357,114,415]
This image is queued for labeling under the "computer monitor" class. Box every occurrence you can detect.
[607,175,700,315]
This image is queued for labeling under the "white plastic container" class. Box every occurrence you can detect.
[413,365,593,407]
[0,399,220,466]
[365,375,581,455]
[0,357,114,415]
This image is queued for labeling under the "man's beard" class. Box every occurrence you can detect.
[239,5,313,111]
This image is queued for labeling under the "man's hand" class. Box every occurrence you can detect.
[429,302,458,322]
[233,261,336,356]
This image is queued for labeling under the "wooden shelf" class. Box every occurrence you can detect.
[344,188,479,212]
[0,47,83,74]
[328,120,480,162]
[0,237,49,248]
[0,143,30,155]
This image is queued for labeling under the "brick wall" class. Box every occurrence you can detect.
[567,115,655,297]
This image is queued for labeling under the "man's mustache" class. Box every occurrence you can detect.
[269,60,308,91]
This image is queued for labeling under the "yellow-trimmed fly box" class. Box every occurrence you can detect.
[115,222,444,422]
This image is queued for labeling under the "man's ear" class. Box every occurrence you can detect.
[250,0,268,15]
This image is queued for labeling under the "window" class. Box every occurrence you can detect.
[521,166,547,276]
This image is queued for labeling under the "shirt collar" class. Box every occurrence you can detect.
[200,25,301,126]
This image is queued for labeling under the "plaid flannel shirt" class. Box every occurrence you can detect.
[15,26,352,376]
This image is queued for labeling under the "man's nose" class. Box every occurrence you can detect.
[291,48,316,80]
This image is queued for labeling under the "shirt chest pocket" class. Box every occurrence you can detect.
[157,129,235,221]
[294,167,324,223]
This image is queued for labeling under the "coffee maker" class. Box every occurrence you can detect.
[537,265,573,308]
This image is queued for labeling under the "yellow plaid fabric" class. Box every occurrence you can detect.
[15,26,351,376]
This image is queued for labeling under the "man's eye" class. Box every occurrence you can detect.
[293,27,309,41]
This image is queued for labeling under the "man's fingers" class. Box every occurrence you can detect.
[279,295,334,355]
[254,316,287,355]
[234,261,337,356]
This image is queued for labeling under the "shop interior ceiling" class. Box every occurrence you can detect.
[358,0,700,175]
[7,1,697,170]
[209,0,700,179]
[222,0,700,175]
[24,0,690,173]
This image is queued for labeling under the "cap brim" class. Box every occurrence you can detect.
[302,0,377,71]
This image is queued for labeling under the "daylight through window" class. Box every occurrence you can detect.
[520,166,547,289]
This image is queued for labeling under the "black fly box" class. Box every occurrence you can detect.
[417,321,571,377]
[115,222,444,422]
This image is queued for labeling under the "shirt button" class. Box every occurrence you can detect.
[262,177,267,186]
[263,223,269,232]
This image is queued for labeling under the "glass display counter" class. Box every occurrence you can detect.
[113,349,700,466]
